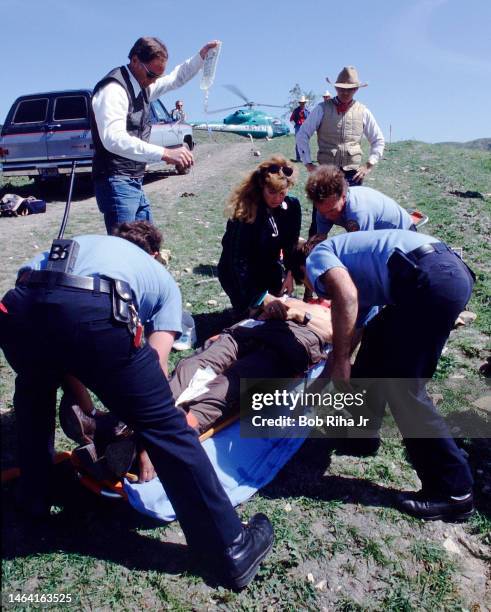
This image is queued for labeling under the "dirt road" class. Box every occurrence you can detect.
[0,134,253,296]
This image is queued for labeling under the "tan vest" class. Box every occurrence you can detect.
[317,99,365,170]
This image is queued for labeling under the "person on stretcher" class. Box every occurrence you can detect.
[61,291,334,482]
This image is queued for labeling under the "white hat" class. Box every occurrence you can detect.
[298,95,308,103]
[323,90,331,98]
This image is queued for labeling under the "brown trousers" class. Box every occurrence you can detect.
[169,320,326,433]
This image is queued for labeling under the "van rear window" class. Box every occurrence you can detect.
[13,98,48,124]
[54,96,88,121]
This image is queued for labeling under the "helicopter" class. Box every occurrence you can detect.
[192,85,290,139]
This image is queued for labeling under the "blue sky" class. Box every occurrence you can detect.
[2,0,490,142]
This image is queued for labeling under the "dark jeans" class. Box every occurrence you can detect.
[0,285,242,553]
[293,125,302,161]
[351,244,475,496]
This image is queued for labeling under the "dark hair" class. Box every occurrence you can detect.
[112,221,165,263]
[128,37,168,62]
[305,165,347,203]
[289,234,327,283]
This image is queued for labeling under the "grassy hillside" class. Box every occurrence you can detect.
[435,137,491,151]
[1,135,490,610]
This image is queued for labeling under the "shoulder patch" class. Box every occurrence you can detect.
[345,219,360,232]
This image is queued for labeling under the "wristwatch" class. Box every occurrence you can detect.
[302,312,312,325]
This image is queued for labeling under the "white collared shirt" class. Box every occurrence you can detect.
[296,101,385,165]
[92,53,203,163]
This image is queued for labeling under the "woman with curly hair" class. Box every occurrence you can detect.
[218,156,301,315]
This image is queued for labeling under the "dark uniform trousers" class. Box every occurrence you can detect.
[170,320,326,433]
[351,243,475,496]
[0,285,242,553]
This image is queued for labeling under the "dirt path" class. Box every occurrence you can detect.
[0,136,250,295]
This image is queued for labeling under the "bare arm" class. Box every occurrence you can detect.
[147,330,176,378]
[319,268,358,382]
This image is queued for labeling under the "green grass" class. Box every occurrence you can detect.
[2,135,491,610]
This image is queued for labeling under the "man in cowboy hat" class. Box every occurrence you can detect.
[322,90,331,102]
[296,66,385,185]
[290,95,310,162]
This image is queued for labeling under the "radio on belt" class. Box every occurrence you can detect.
[46,239,80,273]
[46,161,80,273]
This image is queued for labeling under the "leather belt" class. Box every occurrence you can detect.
[405,242,442,262]
[17,270,112,294]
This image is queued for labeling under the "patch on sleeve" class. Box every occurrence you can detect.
[345,219,360,232]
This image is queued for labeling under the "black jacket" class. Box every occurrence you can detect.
[218,196,301,312]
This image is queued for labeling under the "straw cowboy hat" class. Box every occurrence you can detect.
[327,66,368,89]
[298,95,308,102]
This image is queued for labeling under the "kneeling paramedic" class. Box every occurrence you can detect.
[0,228,273,589]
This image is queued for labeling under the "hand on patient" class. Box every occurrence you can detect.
[259,299,288,320]
[137,449,156,483]
[259,298,305,324]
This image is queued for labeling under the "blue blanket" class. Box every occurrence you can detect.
[124,360,326,521]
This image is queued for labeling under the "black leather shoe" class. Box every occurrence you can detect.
[104,437,137,477]
[223,513,274,590]
[398,490,474,522]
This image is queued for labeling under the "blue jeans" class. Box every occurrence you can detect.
[0,284,242,553]
[94,176,152,234]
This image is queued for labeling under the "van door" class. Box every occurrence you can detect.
[149,100,181,147]
[46,93,92,167]
[1,97,49,162]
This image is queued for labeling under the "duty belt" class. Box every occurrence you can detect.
[16,270,113,293]
[405,242,443,262]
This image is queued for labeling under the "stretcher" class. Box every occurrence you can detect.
[410,209,429,228]
[2,210,430,516]
[1,358,327,519]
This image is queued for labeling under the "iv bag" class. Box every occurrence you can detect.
[200,42,222,90]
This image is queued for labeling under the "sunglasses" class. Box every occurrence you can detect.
[261,164,294,177]
[139,59,161,80]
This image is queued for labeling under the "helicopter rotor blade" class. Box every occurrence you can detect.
[255,103,289,109]
[204,105,245,115]
[223,84,250,104]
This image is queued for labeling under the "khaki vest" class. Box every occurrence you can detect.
[317,100,365,170]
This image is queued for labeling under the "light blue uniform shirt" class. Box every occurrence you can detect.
[307,229,439,326]
[20,235,182,336]
[316,186,414,235]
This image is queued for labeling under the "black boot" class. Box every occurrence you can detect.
[398,490,474,522]
[222,513,274,590]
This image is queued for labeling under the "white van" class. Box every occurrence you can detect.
[0,89,194,181]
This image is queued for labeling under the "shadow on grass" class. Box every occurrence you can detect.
[447,409,491,519]
[1,461,223,586]
[193,263,218,278]
[262,438,400,511]
[263,434,491,519]
[0,176,94,203]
